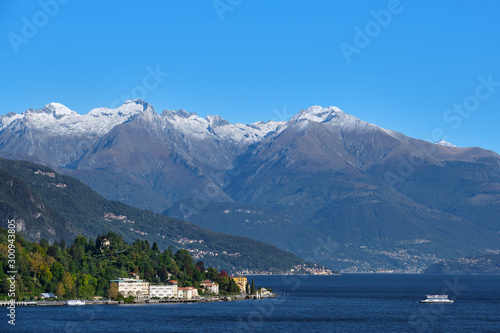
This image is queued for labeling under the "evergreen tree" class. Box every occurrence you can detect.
[152,242,160,253]
[228,278,240,294]
[250,279,255,294]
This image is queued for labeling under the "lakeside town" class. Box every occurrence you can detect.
[0,272,276,307]
[0,230,286,307]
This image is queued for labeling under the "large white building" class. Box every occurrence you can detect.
[110,277,149,298]
[149,284,178,299]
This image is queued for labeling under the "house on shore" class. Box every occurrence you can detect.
[200,279,219,295]
[177,287,199,299]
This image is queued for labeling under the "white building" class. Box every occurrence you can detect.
[200,280,219,295]
[177,287,199,299]
[149,284,178,299]
[111,278,149,298]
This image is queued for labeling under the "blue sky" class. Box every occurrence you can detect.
[1,1,500,152]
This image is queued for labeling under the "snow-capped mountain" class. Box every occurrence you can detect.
[0,99,284,140]
[435,139,458,148]
[1,100,500,272]
[0,99,284,169]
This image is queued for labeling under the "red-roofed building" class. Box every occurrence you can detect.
[200,279,219,295]
[177,287,199,299]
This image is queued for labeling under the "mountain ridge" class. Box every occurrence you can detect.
[1,100,499,272]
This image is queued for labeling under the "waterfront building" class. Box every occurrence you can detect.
[231,276,248,293]
[110,277,149,298]
[149,284,178,298]
[200,279,219,294]
[177,287,199,299]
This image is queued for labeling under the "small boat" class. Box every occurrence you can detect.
[420,295,454,303]
[67,299,86,306]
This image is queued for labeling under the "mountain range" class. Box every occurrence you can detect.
[1,100,499,272]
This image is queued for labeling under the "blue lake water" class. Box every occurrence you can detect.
[2,274,500,332]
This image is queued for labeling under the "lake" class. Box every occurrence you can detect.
[2,274,500,332]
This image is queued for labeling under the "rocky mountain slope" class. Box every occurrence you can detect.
[1,100,499,271]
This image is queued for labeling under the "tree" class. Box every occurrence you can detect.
[174,249,192,267]
[62,272,74,295]
[39,239,49,248]
[51,262,64,282]
[38,265,53,283]
[46,246,58,259]
[195,261,205,273]
[207,267,218,281]
[152,242,160,253]
[108,282,118,300]
[251,279,255,294]
[228,279,240,294]
[55,282,65,298]
[246,282,250,294]
[158,268,169,282]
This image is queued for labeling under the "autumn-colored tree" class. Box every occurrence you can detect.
[28,252,44,274]
[37,265,53,282]
[108,282,118,300]
[195,261,205,273]
[62,272,74,295]
[55,282,65,298]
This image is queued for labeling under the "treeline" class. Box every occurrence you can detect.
[0,228,246,300]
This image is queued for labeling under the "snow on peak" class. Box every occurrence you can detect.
[206,115,230,127]
[45,102,77,118]
[435,139,457,148]
[0,111,23,129]
[159,108,284,143]
[291,106,345,124]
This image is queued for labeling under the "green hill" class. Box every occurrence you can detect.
[0,158,311,273]
[0,229,256,300]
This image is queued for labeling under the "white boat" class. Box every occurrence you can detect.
[420,295,454,303]
[67,300,86,306]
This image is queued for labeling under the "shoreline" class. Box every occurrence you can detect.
[0,294,278,307]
